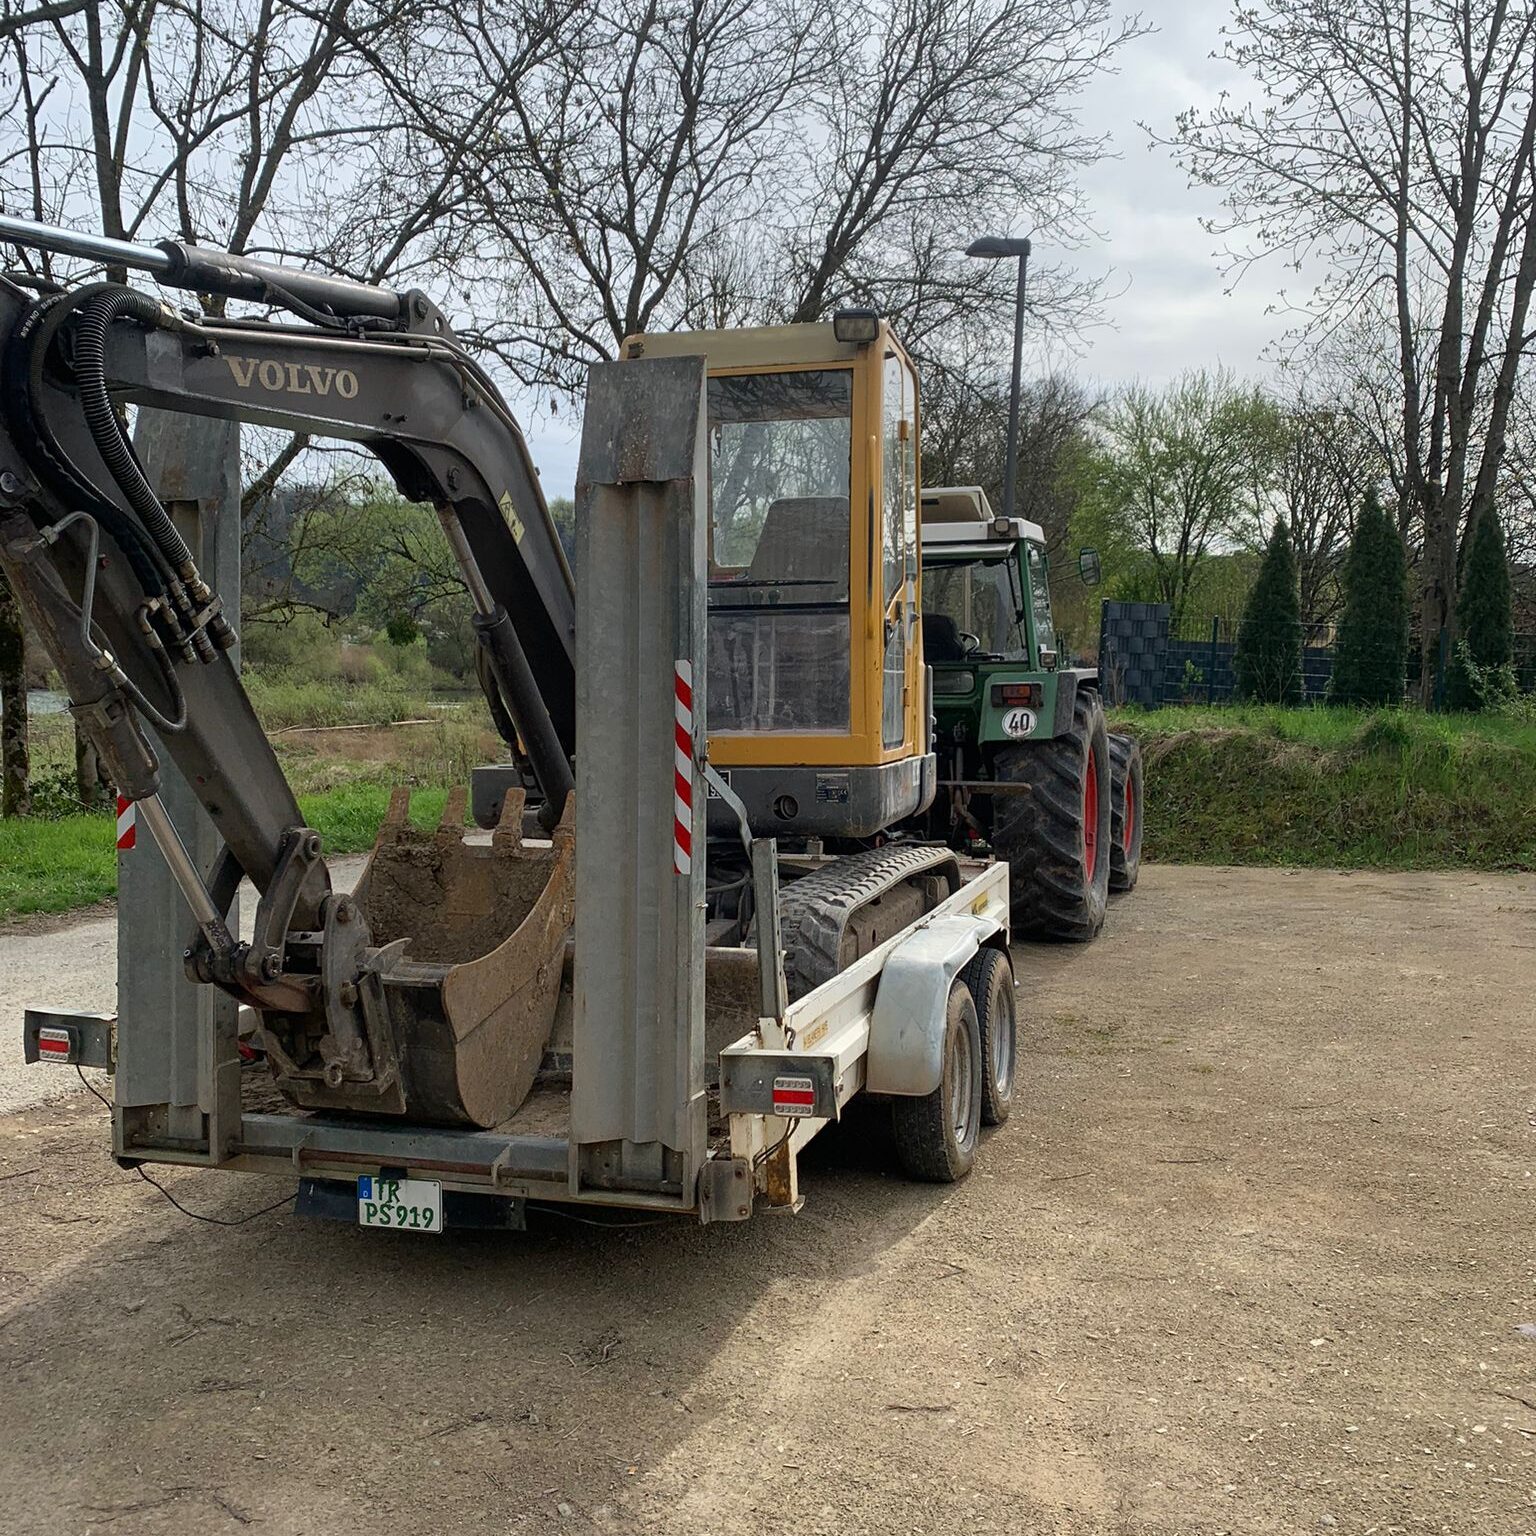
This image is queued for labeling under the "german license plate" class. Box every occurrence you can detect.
[357,1175,443,1233]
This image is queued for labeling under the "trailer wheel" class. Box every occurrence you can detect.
[1108,732,1144,893]
[892,978,982,1182]
[991,688,1111,941]
[962,946,1015,1125]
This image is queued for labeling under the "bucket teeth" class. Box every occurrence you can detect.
[436,784,468,839]
[492,786,528,849]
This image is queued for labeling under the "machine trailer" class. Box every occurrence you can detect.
[2,216,1024,1228]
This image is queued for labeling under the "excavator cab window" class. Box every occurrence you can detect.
[705,368,853,735]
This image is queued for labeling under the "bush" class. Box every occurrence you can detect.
[1330,490,1408,706]
[1445,504,1514,711]
[1234,519,1302,703]
[385,613,421,646]
[1446,639,1516,713]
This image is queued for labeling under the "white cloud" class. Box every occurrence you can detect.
[1069,0,1293,389]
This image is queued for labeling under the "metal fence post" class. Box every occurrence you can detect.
[1207,615,1219,705]
[114,412,242,1163]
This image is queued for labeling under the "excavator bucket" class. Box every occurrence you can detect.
[289,787,575,1128]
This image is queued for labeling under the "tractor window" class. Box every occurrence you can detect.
[922,557,1026,660]
[1026,542,1056,656]
[705,369,852,734]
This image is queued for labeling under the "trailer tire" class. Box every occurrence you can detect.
[892,978,982,1182]
[963,946,1015,1126]
[1108,732,1143,893]
[991,688,1111,941]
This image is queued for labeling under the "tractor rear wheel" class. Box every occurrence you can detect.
[991,689,1111,941]
[1108,732,1144,893]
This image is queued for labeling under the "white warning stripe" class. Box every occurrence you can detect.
[673,660,693,876]
[115,794,136,851]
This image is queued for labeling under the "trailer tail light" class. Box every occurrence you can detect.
[23,1010,116,1070]
[992,682,1042,708]
[36,1027,73,1062]
[772,1075,817,1117]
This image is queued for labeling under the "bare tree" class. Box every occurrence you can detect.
[780,0,1144,342]
[388,0,821,395]
[0,0,540,803]
[1274,397,1383,624]
[921,344,1098,556]
[1165,0,1536,699]
[414,0,1141,395]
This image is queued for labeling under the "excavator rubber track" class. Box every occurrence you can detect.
[778,844,963,1000]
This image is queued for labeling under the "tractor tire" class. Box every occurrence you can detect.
[1108,732,1144,894]
[991,688,1111,942]
[891,978,982,1182]
[962,946,1015,1126]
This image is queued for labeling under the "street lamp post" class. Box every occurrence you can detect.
[965,235,1032,523]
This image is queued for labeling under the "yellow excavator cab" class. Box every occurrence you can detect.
[622,316,935,838]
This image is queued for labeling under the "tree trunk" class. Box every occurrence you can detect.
[0,570,31,817]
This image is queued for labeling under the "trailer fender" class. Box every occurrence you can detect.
[866,915,1002,1097]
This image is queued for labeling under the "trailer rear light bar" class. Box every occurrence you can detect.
[23,1009,116,1071]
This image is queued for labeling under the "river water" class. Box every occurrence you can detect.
[0,690,69,717]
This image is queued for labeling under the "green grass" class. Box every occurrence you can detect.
[1113,704,1536,871]
[1,666,495,919]
[8,692,1534,920]
[244,672,473,731]
[0,783,461,922]
[0,814,123,918]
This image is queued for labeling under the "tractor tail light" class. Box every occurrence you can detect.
[992,682,1042,708]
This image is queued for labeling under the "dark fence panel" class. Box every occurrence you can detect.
[1097,602,1169,708]
[1096,602,1472,707]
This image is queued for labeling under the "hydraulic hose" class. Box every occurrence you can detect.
[1,290,174,600]
[72,287,196,576]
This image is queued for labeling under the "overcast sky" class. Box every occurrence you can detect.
[525,0,1284,501]
[1068,0,1289,389]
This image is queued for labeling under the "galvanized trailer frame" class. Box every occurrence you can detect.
[31,856,1007,1223]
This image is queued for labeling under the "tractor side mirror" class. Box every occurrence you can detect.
[1078,548,1103,587]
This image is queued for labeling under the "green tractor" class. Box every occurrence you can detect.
[915,486,1143,941]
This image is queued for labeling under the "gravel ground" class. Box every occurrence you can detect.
[0,863,1533,1534]
[0,856,368,1116]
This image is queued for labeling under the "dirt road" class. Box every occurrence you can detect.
[0,857,368,1116]
[1,864,1533,1534]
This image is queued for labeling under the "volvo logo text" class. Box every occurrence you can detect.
[223,356,359,399]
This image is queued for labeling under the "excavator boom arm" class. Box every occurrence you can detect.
[0,268,576,901]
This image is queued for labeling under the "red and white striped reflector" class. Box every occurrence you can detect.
[36,1027,73,1062]
[673,659,694,876]
[115,794,136,851]
[772,1075,817,1117]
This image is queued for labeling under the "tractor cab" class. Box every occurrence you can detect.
[919,486,1059,749]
